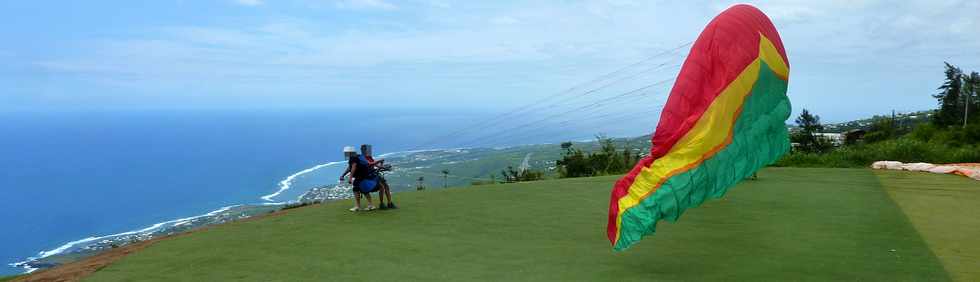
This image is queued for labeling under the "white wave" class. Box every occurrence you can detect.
[7,262,37,274]
[260,161,346,202]
[11,147,455,273]
[377,147,471,159]
[261,147,455,202]
[377,149,432,158]
[10,204,251,272]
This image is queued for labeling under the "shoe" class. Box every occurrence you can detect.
[379,205,388,210]
[349,206,360,212]
[387,203,397,209]
[366,205,377,211]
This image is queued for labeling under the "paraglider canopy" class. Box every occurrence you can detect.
[607,4,792,250]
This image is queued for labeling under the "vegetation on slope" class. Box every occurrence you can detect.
[777,62,980,167]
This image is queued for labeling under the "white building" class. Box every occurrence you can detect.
[814,133,844,146]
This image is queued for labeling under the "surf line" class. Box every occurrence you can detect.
[9,202,278,273]
[261,161,346,202]
[261,148,450,202]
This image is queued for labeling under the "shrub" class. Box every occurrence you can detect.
[556,136,640,178]
[500,166,544,183]
[776,137,978,168]
[949,145,980,163]
[909,123,938,142]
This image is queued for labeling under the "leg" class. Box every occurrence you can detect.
[364,192,375,209]
[351,190,362,211]
[383,180,394,206]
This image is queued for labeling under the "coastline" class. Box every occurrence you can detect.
[7,203,315,282]
[8,144,575,274]
[9,160,356,274]
[8,147,455,274]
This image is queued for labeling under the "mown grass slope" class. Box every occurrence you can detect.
[86,168,949,281]
[875,170,980,281]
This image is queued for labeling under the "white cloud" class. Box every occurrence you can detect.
[35,1,980,76]
[20,0,980,115]
[37,2,689,74]
[335,0,397,11]
[710,1,876,23]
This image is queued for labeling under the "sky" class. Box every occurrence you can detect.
[1,0,979,122]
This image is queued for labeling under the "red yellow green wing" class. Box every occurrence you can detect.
[608,4,792,250]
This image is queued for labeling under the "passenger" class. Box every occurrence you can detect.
[361,144,396,209]
[339,146,361,211]
[340,146,376,211]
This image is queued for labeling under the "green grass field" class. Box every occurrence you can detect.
[874,170,980,281]
[82,167,962,281]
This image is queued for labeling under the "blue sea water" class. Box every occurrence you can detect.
[0,109,493,275]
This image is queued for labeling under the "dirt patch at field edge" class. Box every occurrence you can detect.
[11,205,307,282]
[12,234,177,282]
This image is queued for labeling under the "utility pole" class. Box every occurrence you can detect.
[965,92,970,128]
[441,169,449,188]
[892,110,897,133]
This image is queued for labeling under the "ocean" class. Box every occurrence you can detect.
[0,109,494,275]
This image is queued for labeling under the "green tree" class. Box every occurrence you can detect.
[791,109,830,153]
[933,62,964,127]
[500,166,543,183]
[501,166,519,182]
[556,143,590,178]
[863,116,897,143]
[963,71,980,126]
[595,136,620,173]
[556,136,640,178]
[560,141,574,150]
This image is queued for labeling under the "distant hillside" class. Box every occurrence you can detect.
[390,110,944,189]
[379,135,651,190]
[789,110,935,133]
